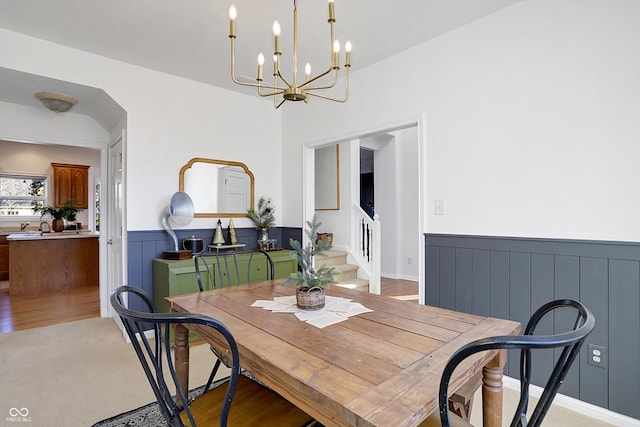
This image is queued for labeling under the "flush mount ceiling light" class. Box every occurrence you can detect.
[35,91,78,113]
[228,0,351,109]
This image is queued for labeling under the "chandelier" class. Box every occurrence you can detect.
[228,0,351,109]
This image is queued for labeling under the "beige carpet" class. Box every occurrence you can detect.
[0,317,620,427]
[468,385,616,427]
[0,317,218,426]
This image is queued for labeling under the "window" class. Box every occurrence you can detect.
[0,174,47,217]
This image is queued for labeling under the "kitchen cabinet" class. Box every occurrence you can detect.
[0,235,8,281]
[52,163,90,209]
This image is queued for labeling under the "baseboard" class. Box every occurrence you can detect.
[502,376,640,426]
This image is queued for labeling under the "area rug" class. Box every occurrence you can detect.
[91,383,211,427]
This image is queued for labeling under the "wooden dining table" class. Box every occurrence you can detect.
[166,280,521,427]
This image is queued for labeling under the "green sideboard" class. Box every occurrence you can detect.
[152,250,297,313]
[153,250,297,343]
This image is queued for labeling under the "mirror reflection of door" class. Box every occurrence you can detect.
[218,166,250,212]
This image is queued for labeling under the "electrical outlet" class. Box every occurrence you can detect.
[587,344,607,369]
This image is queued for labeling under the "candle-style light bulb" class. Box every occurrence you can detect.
[229,5,237,38]
[345,40,352,66]
[257,52,264,81]
[305,62,311,80]
[332,40,340,69]
[333,40,341,53]
[273,20,281,55]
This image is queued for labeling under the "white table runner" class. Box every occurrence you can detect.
[251,295,372,328]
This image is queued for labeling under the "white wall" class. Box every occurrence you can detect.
[393,127,420,280]
[282,0,640,242]
[1,29,283,232]
[374,136,397,277]
[0,101,110,147]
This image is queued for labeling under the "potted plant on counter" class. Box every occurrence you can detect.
[33,199,81,232]
[283,216,336,310]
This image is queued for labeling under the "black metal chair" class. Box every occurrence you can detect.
[422,298,595,427]
[195,249,275,291]
[111,285,313,427]
[194,250,275,393]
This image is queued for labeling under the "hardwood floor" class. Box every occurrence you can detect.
[379,277,419,301]
[0,284,100,334]
[0,277,418,334]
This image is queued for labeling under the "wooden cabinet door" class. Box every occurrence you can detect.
[52,163,89,209]
[70,167,89,208]
[53,166,72,207]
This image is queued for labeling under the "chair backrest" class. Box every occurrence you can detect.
[110,285,241,427]
[195,250,275,291]
[437,299,595,427]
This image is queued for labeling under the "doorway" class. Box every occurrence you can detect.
[0,141,103,333]
[360,126,420,285]
[304,117,425,303]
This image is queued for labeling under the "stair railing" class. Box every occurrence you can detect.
[351,203,381,294]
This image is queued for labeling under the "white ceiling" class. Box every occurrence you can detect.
[0,0,521,126]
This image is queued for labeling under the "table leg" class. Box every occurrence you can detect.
[174,323,190,401]
[482,349,506,427]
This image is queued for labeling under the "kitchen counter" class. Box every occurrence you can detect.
[8,233,99,296]
[6,231,99,240]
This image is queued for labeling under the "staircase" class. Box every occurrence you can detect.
[316,250,369,292]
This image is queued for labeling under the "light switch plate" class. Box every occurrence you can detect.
[435,200,446,215]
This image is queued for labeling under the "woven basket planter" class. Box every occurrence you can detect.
[296,287,326,311]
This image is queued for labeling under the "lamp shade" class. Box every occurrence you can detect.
[35,92,78,113]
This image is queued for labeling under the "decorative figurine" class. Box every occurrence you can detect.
[212,219,225,246]
[228,218,237,245]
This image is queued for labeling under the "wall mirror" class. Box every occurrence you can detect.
[179,158,254,218]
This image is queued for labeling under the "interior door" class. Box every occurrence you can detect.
[106,131,126,333]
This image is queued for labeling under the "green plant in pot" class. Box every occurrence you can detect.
[33,199,81,232]
[283,216,336,310]
[247,197,275,247]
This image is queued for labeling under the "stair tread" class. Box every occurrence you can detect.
[320,250,348,257]
[323,263,358,272]
[316,250,369,292]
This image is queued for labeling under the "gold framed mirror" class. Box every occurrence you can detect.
[179,158,254,218]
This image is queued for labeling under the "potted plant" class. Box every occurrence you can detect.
[283,216,336,310]
[33,199,81,232]
[246,197,275,246]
